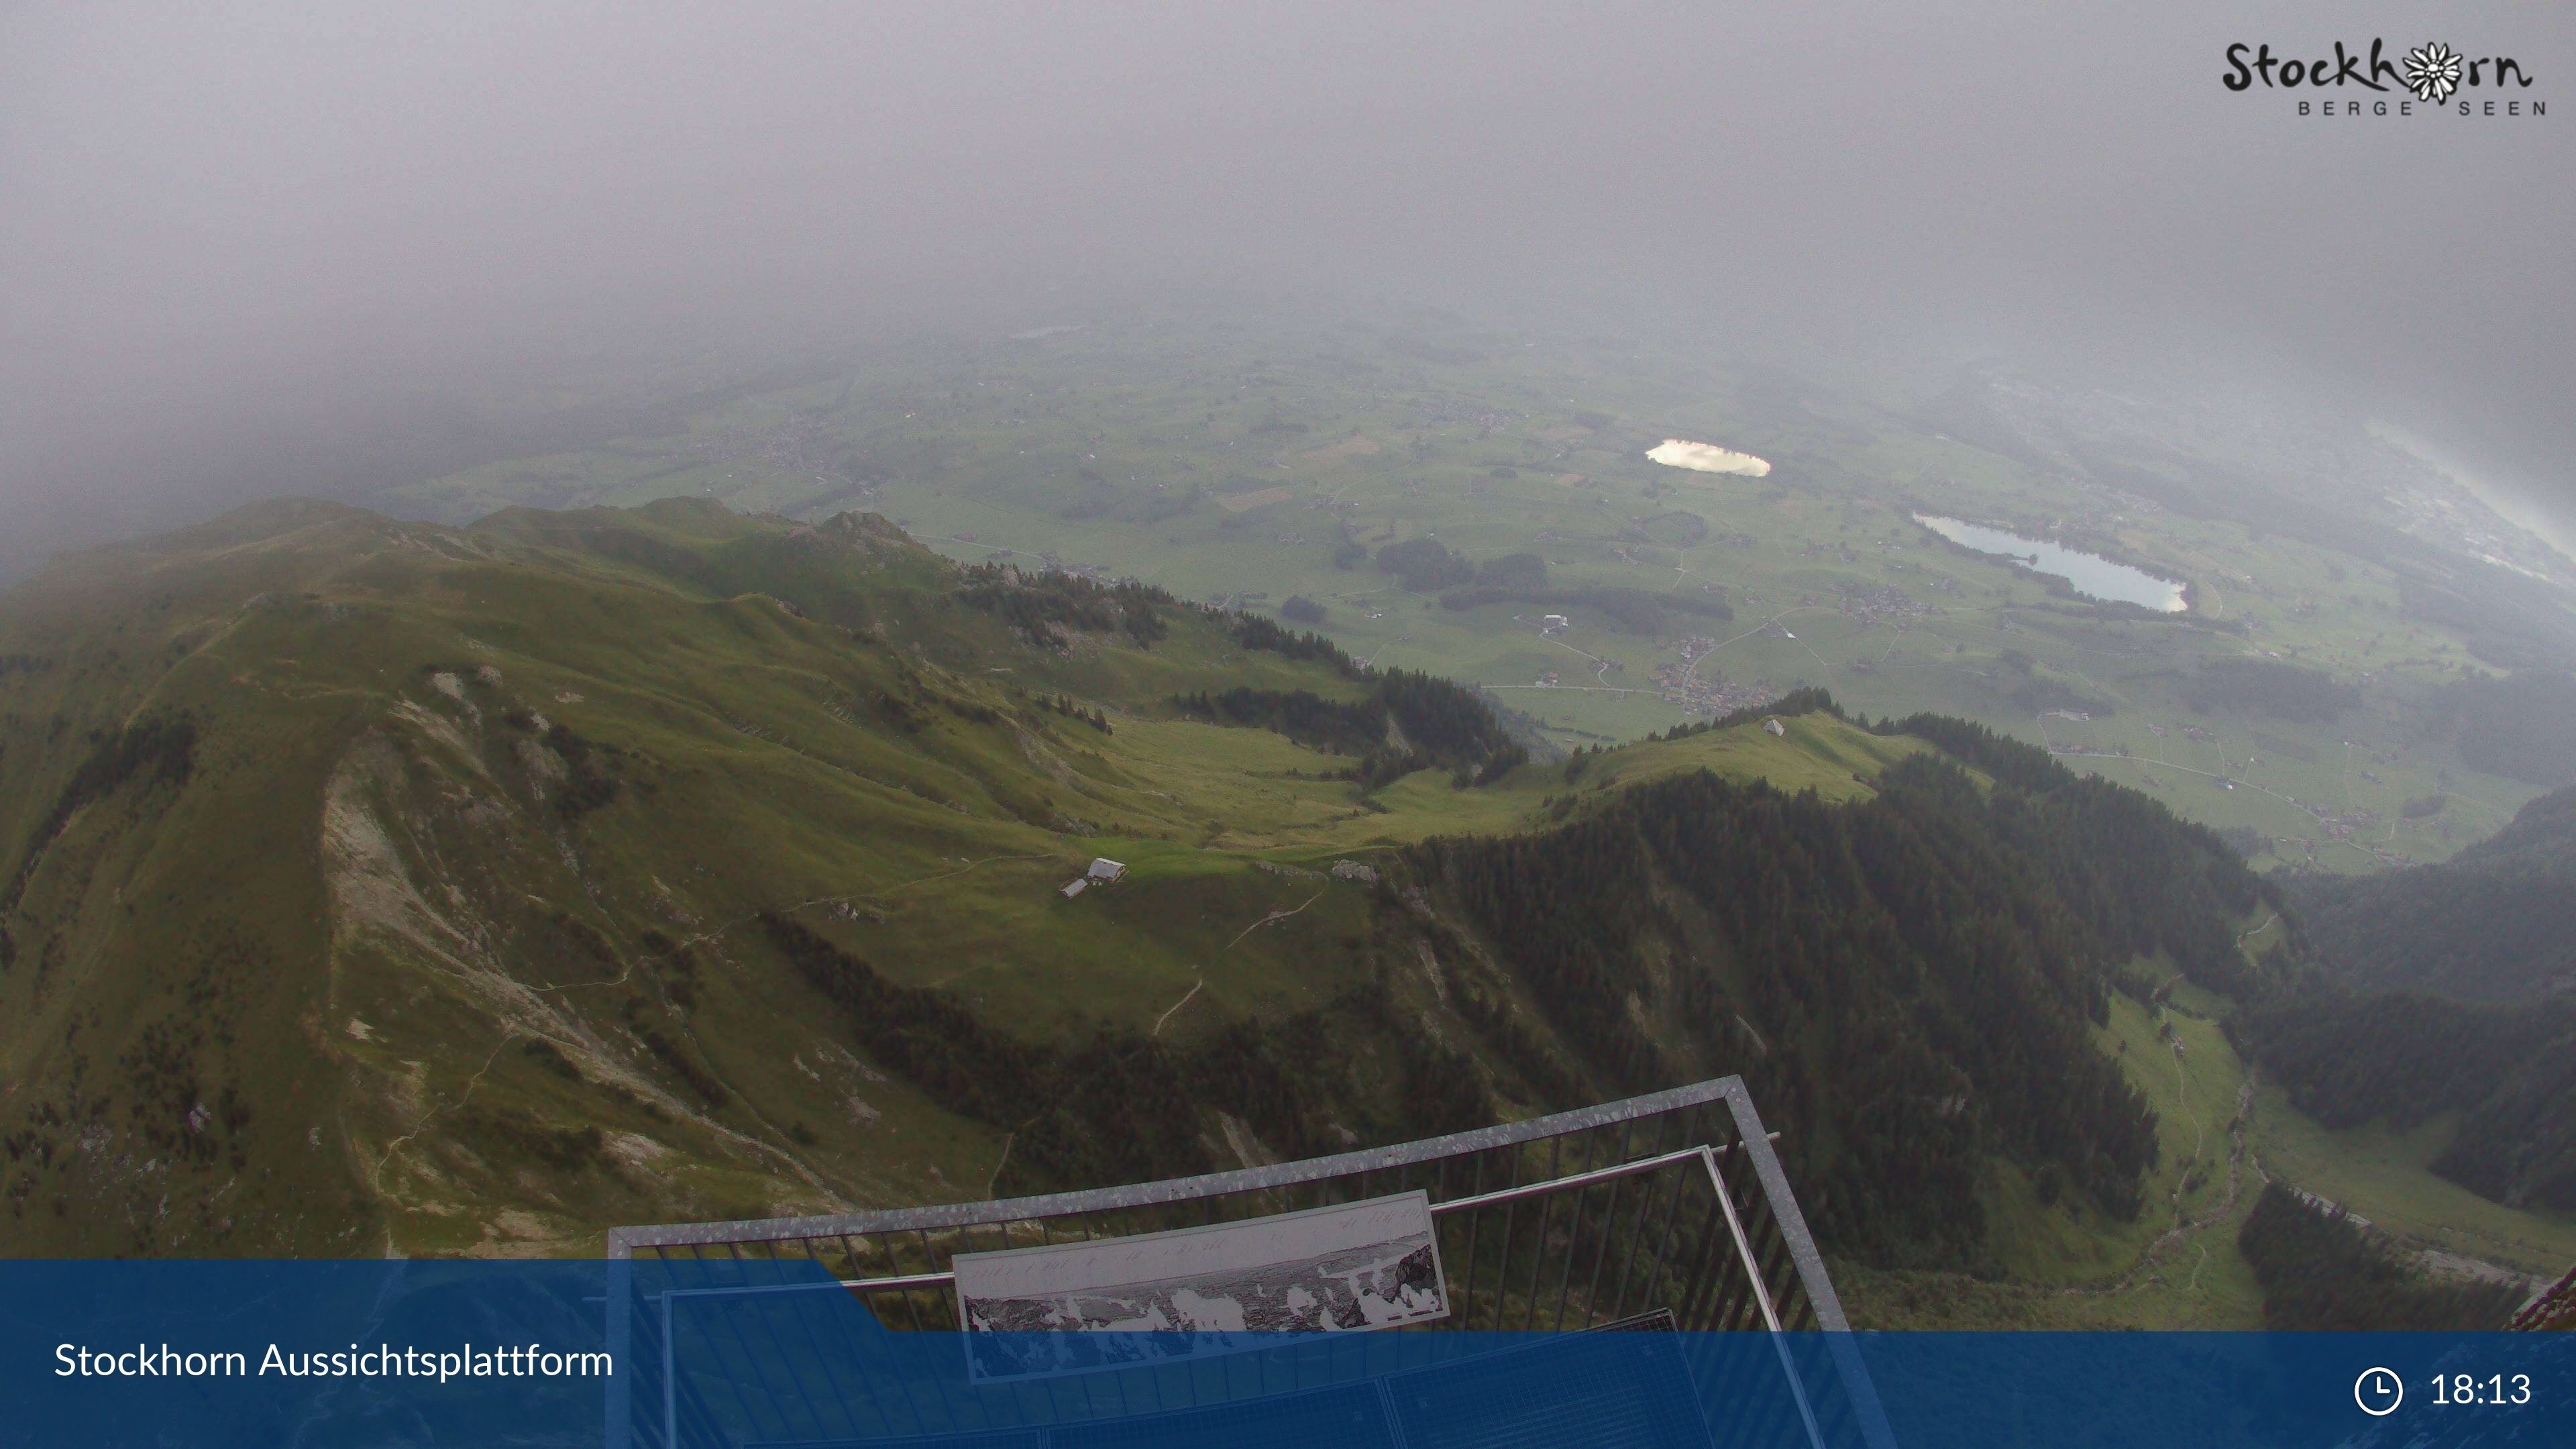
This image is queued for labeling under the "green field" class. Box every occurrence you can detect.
[2249,1087,2576,1279]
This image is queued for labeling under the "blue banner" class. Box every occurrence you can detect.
[1,1260,2567,1446]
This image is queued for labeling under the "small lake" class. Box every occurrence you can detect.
[1914,514,2187,612]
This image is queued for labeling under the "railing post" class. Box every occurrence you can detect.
[1718,1083,1900,1449]
[606,1232,633,1449]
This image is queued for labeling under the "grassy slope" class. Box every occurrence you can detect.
[2248,1092,2576,1279]
[0,500,1921,1257]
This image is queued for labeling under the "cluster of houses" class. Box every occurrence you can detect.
[1649,655,1780,718]
[1831,583,1937,629]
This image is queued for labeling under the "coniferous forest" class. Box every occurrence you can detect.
[2237,991,2576,1212]
[1403,702,2279,1270]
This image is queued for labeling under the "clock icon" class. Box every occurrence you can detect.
[2356,1366,2404,1417]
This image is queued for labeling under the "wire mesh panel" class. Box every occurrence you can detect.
[606,1077,1894,1449]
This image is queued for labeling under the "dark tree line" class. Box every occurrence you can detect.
[1199,606,1535,782]
[1224,612,1362,675]
[1173,688,1382,757]
[2248,784,2576,1211]
[1034,692,1110,733]
[957,566,1172,648]
[1380,669,1523,777]
[1472,552,1548,589]
[1655,686,1842,743]
[1375,537,1476,591]
[2240,786,2576,1210]
[1172,668,1526,788]
[1678,692,2274,998]
[1369,526,1740,631]
[1882,711,2275,998]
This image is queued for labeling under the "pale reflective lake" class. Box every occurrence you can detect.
[1915,514,2187,612]
[1646,439,1770,477]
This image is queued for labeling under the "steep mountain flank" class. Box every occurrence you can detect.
[0,500,1422,1252]
[1405,712,2279,1269]
[1,500,2286,1270]
[2288,784,2576,1002]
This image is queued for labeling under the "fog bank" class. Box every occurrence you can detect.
[5,1,2569,572]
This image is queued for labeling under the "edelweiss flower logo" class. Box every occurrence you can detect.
[2403,41,2463,103]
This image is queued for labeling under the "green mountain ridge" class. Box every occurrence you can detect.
[0,498,2317,1290]
[0,497,1453,1253]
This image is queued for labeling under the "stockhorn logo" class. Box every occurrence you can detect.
[2222,38,2544,117]
[2403,42,2463,103]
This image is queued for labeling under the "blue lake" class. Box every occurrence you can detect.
[1915,514,2188,612]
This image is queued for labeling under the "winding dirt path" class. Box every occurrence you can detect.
[1225,890,1324,951]
[1152,974,1205,1036]
[372,1031,518,1192]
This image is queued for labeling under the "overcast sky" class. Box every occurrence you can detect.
[3,1,2569,568]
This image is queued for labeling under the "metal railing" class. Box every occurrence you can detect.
[606,1076,1895,1449]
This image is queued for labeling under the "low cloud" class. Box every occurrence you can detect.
[2,1,2567,570]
